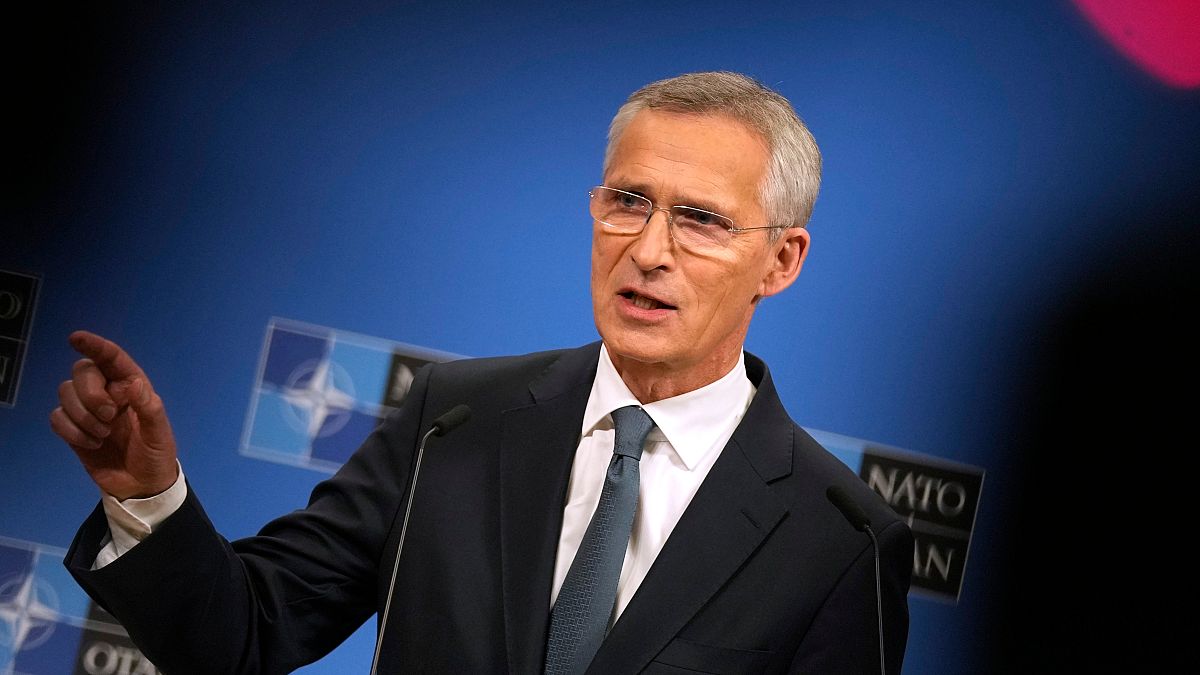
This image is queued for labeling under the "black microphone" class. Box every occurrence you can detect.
[827,485,886,675]
[370,404,472,675]
[430,403,471,437]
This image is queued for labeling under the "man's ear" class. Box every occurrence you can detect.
[758,227,810,299]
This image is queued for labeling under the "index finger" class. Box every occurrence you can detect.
[68,330,145,382]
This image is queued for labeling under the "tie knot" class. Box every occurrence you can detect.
[610,405,654,460]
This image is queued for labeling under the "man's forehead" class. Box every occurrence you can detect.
[604,109,768,211]
[607,110,767,167]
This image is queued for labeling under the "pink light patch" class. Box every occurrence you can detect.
[1072,0,1200,88]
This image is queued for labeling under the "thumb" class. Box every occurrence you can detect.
[114,376,176,449]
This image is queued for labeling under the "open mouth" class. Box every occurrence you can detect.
[620,291,677,311]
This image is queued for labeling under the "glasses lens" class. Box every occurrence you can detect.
[590,187,650,232]
[669,206,734,249]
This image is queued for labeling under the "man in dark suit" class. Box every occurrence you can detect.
[52,71,913,673]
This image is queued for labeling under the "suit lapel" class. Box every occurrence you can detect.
[500,344,599,674]
[586,355,795,673]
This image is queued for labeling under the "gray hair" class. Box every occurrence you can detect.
[604,71,822,236]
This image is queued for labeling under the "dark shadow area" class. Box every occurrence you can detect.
[993,195,1199,671]
[4,4,157,254]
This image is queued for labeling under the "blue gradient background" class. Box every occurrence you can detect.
[3,1,1197,672]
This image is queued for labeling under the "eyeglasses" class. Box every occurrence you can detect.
[588,186,790,252]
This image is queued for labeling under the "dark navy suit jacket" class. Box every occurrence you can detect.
[66,342,913,674]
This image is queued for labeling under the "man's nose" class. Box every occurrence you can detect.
[629,208,675,270]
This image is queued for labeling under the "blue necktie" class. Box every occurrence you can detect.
[544,405,655,675]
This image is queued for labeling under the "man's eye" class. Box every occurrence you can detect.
[618,194,642,209]
[676,208,723,229]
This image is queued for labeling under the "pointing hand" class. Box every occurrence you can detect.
[50,331,179,500]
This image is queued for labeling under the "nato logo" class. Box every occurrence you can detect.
[240,318,462,472]
[0,536,160,675]
[0,269,40,408]
[808,428,985,603]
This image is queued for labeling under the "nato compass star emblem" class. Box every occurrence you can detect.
[0,571,60,659]
[279,357,358,439]
[240,318,462,472]
[0,536,160,675]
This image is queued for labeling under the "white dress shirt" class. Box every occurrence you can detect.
[94,461,187,569]
[97,345,758,624]
[550,345,755,622]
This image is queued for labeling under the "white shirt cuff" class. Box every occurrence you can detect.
[92,464,188,570]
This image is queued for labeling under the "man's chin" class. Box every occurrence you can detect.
[601,336,675,370]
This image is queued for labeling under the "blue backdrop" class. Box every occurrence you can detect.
[4,1,1198,672]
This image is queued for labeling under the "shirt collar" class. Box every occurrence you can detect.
[582,344,756,470]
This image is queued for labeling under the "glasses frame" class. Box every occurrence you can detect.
[588,186,793,250]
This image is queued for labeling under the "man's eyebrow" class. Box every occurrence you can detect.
[605,177,651,195]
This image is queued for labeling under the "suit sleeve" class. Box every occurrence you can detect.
[62,362,435,675]
[789,518,914,674]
